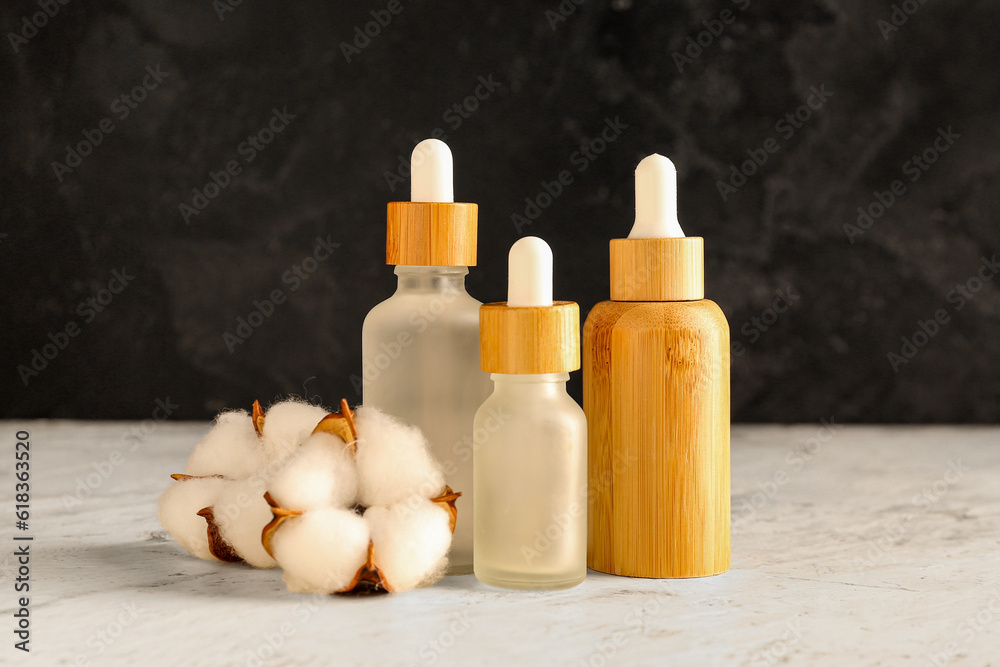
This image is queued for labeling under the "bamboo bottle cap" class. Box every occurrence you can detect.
[386,139,478,266]
[610,237,704,301]
[480,237,580,374]
[610,154,703,301]
[480,302,580,374]
[386,202,478,266]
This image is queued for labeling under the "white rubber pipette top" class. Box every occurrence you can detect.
[410,138,454,203]
[628,153,685,239]
[507,236,553,307]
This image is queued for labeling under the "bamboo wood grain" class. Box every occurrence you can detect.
[480,301,580,374]
[386,202,478,266]
[610,237,704,302]
[584,299,730,578]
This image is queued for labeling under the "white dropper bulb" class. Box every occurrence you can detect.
[628,153,685,238]
[410,138,454,203]
[507,236,553,307]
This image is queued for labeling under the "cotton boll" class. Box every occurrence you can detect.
[271,508,370,594]
[158,476,229,560]
[366,498,452,592]
[353,406,446,507]
[268,433,357,511]
[260,400,331,469]
[212,478,277,568]
[184,410,263,479]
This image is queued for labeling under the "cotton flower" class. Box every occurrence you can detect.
[157,475,229,561]
[269,508,370,594]
[259,399,329,467]
[211,477,278,568]
[267,432,358,511]
[183,410,262,479]
[353,406,446,506]
[158,397,459,595]
[365,498,452,591]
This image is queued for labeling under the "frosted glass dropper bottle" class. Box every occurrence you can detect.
[362,139,492,575]
[584,154,730,578]
[474,236,587,590]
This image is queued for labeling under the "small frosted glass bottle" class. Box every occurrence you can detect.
[474,237,587,590]
[362,140,492,574]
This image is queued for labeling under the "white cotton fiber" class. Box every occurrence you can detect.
[366,498,452,592]
[268,433,357,511]
[165,398,457,595]
[157,476,229,561]
[184,410,263,479]
[352,406,446,507]
[260,400,330,468]
[212,478,277,568]
[270,508,370,594]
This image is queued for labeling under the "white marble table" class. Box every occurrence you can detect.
[1,421,997,666]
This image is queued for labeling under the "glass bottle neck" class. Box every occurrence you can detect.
[490,373,570,398]
[394,265,468,294]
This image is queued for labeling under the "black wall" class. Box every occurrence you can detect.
[2,0,998,422]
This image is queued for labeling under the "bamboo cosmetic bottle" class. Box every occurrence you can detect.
[474,237,587,590]
[362,139,493,575]
[584,154,730,578]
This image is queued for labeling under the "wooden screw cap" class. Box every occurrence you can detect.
[610,236,704,301]
[386,202,478,266]
[480,302,580,374]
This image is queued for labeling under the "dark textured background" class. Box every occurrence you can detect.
[2,0,998,422]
